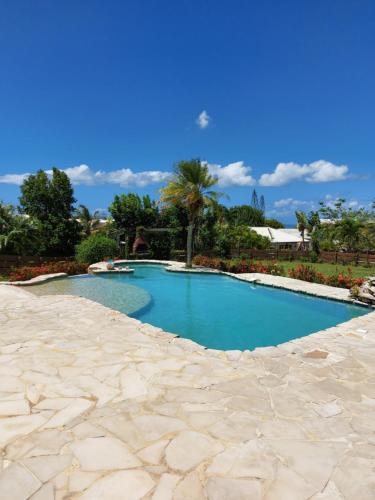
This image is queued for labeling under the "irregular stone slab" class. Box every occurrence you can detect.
[120,368,149,399]
[267,440,345,491]
[21,454,71,482]
[137,439,169,465]
[73,375,120,407]
[132,415,187,441]
[30,482,54,500]
[43,398,93,428]
[312,402,343,418]
[332,456,375,499]
[266,463,317,500]
[0,414,47,448]
[1,375,24,393]
[0,399,30,416]
[304,350,329,359]
[165,430,224,472]
[0,463,41,500]
[68,471,102,493]
[34,398,74,410]
[95,415,147,450]
[173,471,205,500]
[79,470,155,500]
[207,440,276,479]
[317,379,362,402]
[152,473,181,500]
[206,477,262,499]
[70,437,141,471]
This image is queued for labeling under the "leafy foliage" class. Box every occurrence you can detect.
[19,168,80,256]
[264,218,284,229]
[75,234,118,264]
[75,205,101,236]
[0,201,39,255]
[8,261,88,282]
[160,159,221,267]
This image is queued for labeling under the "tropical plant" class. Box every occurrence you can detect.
[160,159,222,267]
[335,218,364,252]
[0,201,39,255]
[75,205,101,237]
[295,211,308,250]
[75,234,118,264]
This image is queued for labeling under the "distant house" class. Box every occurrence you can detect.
[250,227,311,250]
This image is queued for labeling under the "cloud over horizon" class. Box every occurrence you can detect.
[0,161,256,189]
[259,160,349,186]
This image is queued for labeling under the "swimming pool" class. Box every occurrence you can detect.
[30,263,367,350]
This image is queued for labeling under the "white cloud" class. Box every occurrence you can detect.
[0,173,30,185]
[2,164,171,188]
[94,168,171,187]
[204,161,256,187]
[196,110,210,129]
[259,160,349,186]
[274,198,314,209]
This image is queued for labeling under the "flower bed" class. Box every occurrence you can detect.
[193,256,364,289]
[288,264,364,289]
[193,256,285,275]
[8,261,88,282]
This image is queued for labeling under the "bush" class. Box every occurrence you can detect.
[75,235,118,264]
[192,256,284,275]
[9,261,88,282]
[193,257,364,289]
[288,264,364,289]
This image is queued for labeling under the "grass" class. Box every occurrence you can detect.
[260,260,373,278]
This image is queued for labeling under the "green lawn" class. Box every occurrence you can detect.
[262,260,374,278]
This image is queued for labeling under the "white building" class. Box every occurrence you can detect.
[250,227,311,250]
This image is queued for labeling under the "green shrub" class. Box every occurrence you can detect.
[75,235,118,264]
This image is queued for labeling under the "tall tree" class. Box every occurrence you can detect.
[259,195,265,214]
[295,211,308,250]
[251,189,259,210]
[227,205,265,227]
[160,159,222,268]
[19,168,80,256]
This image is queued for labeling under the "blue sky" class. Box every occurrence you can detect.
[0,0,374,223]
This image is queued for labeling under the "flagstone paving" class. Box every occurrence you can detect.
[0,284,375,499]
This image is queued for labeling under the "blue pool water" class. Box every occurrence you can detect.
[31,264,367,351]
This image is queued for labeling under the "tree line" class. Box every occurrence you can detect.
[1,160,374,267]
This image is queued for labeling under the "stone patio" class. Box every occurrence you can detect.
[0,275,375,499]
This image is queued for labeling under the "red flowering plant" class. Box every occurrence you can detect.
[9,261,88,282]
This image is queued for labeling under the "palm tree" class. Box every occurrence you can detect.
[295,211,308,250]
[75,205,101,237]
[160,159,222,268]
[0,209,39,255]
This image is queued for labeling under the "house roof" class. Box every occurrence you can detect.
[250,227,310,243]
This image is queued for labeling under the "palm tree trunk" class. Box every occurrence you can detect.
[186,223,194,268]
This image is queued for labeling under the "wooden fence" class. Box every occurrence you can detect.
[229,249,375,265]
[0,255,73,274]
